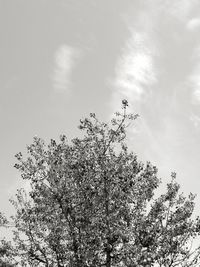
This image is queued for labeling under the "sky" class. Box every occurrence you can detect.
[1,0,200,234]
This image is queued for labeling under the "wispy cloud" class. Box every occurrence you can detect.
[111,30,156,110]
[158,0,198,21]
[189,53,200,105]
[187,18,200,31]
[191,80,200,104]
[110,0,199,169]
[190,113,200,128]
[185,44,200,129]
[111,0,200,111]
[53,45,78,93]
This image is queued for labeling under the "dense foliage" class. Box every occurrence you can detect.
[1,100,200,266]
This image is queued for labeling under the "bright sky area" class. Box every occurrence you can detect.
[1,0,200,237]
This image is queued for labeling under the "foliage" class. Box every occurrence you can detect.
[0,239,16,266]
[1,100,200,266]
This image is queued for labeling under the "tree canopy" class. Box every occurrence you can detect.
[1,100,200,266]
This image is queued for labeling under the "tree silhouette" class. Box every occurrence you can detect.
[1,100,200,266]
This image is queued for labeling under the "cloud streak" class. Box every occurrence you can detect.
[190,113,200,128]
[189,48,200,106]
[112,30,156,111]
[187,18,200,31]
[53,45,77,93]
[156,0,198,21]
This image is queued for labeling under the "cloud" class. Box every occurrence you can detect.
[190,113,200,128]
[110,0,199,111]
[53,45,78,92]
[157,0,198,21]
[187,48,200,128]
[112,31,156,109]
[189,63,200,105]
[192,85,200,104]
[187,18,200,31]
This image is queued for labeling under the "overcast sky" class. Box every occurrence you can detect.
[1,0,200,234]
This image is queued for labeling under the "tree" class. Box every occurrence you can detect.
[1,100,200,266]
[0,213,16,266]
[0,238,15,266]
